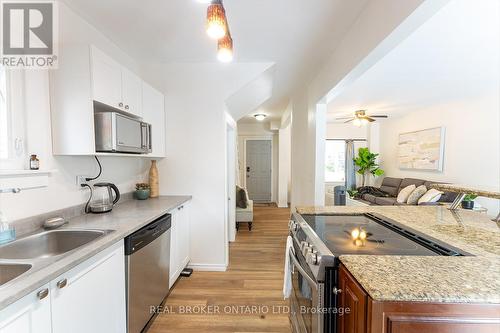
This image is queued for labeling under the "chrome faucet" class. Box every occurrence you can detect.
[0,188,21,194]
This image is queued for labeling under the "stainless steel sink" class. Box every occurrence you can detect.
[0,229,110,260]
[0,263,31,286]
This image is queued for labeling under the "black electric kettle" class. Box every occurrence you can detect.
[87,183,121,214]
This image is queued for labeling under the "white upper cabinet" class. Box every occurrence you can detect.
[121,68,143,117]
[90,46,142,118]
[50,37,165,155]
[90,46,122,110]
[142,82,166,157]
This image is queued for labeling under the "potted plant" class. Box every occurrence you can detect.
[353,147,384,186]
[135,183,151,200]
[461,194,477,210]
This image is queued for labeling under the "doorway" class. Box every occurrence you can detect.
[245,139,272,203]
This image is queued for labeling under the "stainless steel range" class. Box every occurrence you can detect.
[287,212,467,333]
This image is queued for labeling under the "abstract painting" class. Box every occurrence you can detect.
[398,127,445,171]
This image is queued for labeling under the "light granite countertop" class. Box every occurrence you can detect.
[0,195,191,310]
[296,205,500,303]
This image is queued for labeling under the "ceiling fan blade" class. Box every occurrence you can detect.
[343,119,354,123]
[365,117,376,122]
[335,117,354,120]
[370,115,388,118]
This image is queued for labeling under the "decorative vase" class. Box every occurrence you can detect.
[135,189,150,200]
[461,201,474,210]
[149,160,159,198]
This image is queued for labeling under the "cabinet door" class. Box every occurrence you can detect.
[178,203,190,269]
[50,242,126,333]
[121,68,143,117]
[90,46,123,110]
[0,284,51,333]
[142,82,166,157]
[338,265,368,333]
[169,208,179,288]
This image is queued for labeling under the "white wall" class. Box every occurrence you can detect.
[278,124,291,207]
[0,3,149,221]
[141,63,272,271]
[326,123,369,140]
[237,122,279,203]
[379,94,500,216]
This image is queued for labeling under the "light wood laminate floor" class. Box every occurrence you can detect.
[148,205,292,333]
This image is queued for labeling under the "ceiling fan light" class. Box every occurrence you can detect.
[217,35,233,62]
[353,118,362,127]
[254,114,267,121]
[206,4,226,39]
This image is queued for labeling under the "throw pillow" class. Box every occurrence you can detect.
[406,185,427,205]
[396,184,416,203]
[236,186,248,209]
[418,189,444,205]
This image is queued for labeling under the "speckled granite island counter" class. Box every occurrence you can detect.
[0,195,191,310]
[296,205,500,304]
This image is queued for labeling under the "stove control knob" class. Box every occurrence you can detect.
[306,252,319,265]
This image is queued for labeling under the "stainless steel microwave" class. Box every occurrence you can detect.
[94,112,152,154]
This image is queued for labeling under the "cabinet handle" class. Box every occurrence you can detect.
[332,287,342,295]
[124,105,129,110]
[37,288,49,300]
[118,102,124,107]
[57,278,68,289]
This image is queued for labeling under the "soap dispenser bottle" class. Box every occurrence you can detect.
[0,212,15,245]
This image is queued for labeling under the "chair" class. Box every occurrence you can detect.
[236,188,253,231]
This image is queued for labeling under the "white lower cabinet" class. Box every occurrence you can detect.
[0,241,126,333]
[169,203,191,288]
[0,284,51,333]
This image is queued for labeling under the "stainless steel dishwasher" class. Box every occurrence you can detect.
[125,213,171,333]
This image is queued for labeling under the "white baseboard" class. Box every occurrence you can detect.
[278,203,289,208]
[188,263,228,272]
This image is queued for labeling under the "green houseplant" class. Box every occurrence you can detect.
[353,147,384,186]
[461,194,477,210]
[135,183,151,200]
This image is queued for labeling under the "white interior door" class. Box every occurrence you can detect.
[246,140,272,202]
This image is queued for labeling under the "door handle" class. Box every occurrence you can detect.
[57,278,68,289]
[37,288,49,300]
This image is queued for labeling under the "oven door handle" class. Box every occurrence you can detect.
[289,248,318,290]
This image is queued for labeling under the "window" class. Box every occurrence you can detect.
[0,66,26,170]
[325,140,345,183]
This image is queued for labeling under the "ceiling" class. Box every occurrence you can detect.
[327,0,500,123]
[62,0,369,122]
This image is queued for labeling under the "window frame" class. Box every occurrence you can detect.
[324,139,346,183]
[0,66,27,170]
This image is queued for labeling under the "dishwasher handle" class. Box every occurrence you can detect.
[124,213,171,255]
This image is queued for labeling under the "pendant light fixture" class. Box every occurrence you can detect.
[201,0,234,62]
[206,1,226,39]
[217,18,233,63]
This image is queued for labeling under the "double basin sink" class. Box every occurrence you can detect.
[0,229,113,287]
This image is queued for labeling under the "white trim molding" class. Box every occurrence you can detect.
[188,263,228,272]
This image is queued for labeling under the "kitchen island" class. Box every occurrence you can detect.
[296,205,500,333]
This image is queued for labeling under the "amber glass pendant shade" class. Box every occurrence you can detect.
[206,4,226,39]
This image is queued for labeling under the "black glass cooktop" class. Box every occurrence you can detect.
[301,214,460,256]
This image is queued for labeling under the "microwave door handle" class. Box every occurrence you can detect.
[147,124,152,151]
[288,248,318,290]
[141,123,147,150]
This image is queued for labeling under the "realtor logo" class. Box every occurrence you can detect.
[1,0,58,68]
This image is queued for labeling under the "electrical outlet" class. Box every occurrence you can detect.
[76,175,88,187]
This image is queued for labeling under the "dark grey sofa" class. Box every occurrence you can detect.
[357,177,457,206]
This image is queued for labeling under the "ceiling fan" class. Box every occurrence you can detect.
[335,110,388,126]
